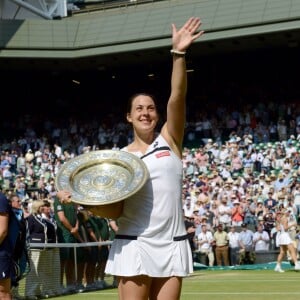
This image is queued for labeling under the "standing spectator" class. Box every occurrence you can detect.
[9,193,29,299]
[25,200,55,298]
[238,223,255,264]
[213,224,229,266]
[0,192,13,300]
[93,216,111,289]
[54,191,84,294]
[228,225,240,266]
[40,200,61,296]
[77,208,97,291]
[253,224,270,251]
[196,224,215,266]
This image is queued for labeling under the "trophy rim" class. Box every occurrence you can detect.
[55,150,149,205]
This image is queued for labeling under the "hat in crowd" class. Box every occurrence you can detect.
[233,199,240,205]
[257,216,264,221]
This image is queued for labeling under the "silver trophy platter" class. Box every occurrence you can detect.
[55,150,149,206]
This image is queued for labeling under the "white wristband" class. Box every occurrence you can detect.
[170,49,186,57]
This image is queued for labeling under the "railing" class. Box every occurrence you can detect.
[69,0,167,15]
[13,241,113,299]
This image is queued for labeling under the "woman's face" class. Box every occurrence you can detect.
[127,95,159,133]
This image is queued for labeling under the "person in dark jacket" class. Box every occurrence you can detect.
[25,200,58,298]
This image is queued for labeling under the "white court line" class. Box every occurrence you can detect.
[187,279,300,282]
[182,292,300,295]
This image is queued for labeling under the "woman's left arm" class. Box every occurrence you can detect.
[162,17,204,155]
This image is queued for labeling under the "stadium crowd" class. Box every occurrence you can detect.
[1,98,300,296]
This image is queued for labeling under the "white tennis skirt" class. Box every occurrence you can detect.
[105,236,193,277]
[276,231,292,247]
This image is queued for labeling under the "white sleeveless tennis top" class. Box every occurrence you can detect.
[105,134,193,277]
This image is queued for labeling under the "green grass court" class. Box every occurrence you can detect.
[53,267,300,300]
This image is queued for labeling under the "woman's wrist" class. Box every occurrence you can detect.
[170,49,186,57]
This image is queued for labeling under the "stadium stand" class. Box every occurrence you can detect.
[1,0,300,298]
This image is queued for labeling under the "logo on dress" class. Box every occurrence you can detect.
[155,151,170,158]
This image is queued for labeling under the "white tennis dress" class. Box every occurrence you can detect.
[276,224,292,247]
[105,135,193,277]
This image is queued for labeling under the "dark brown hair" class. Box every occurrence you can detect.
[126,93,157,113]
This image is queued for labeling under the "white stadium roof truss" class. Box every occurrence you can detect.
[3,0,67,19]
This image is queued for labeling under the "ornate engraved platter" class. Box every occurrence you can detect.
[55,150,149,205]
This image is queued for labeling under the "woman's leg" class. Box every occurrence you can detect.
[277,245,286,264]
[118,275,151,300]
[118,275,182,300]
[287,243,299,265]
[275,245,286,272]
[150,276,182,300]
